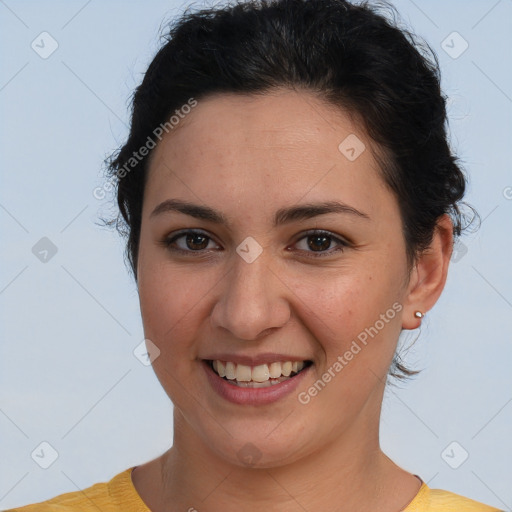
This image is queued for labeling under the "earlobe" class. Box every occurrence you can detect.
[402,214,454,330]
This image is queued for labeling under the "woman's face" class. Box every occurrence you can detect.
[137,89,414,467]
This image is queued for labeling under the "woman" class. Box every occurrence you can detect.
[6,0,503,510]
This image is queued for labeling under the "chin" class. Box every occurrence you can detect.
[198,420,313,469]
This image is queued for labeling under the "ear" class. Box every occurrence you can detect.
[402,214,454,330]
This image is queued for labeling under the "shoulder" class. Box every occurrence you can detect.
[2,467,143,512]
[404,482,504,511]
[1,479,111,512]
[428,488,503,511]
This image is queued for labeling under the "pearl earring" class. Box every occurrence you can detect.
[414,311,424,319]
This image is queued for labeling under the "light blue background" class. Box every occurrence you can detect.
[1,0,511,509]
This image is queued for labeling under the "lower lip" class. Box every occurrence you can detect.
[202,360,312,405]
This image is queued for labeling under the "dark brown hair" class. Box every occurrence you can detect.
[105,0,474,380]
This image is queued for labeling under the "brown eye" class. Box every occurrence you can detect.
[293,230,349,257]
[307,234,332,252]
[164,230,221,253]
[184,232,209,250]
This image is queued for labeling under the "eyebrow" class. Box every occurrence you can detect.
[150,199,370,226]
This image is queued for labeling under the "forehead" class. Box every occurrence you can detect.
[144,89,391,219]
[154,88,364,156]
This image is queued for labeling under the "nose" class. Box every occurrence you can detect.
[210,251,291,341]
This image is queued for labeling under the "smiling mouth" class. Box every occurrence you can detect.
[205,359,313,388]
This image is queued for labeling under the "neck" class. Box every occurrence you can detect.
[146,401,417,512]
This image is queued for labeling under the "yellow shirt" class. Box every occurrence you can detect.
[4,467,503,512]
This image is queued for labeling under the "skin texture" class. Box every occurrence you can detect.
[132,88,454,511]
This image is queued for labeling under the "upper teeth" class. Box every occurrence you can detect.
[212,360,306,382]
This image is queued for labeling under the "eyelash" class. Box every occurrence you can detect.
[161,229,350,258]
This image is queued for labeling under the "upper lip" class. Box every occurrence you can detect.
[201,353,312,366]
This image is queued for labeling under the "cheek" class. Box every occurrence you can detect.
[290,273,404,416]
[137,264,213,404]
[138,262,209,354]
[288,269,403,362]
